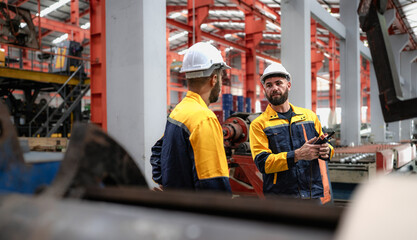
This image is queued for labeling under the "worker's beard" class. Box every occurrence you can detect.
[209,79,221,103]
[266,88,289,106]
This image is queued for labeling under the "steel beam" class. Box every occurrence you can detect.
[245,11,265,112]
[0,67,86,85]
[187,0,213,46]
[14,0,29,6]
[310,0,346,40]
[33,16,89,40]
[70,0,81,42]
[230,0,280,25]
[90,0,106,129]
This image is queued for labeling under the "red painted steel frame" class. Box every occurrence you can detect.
[90,0,107,130]
[187,0,213,47]
[229,154,264,198]
[245,11,265,112]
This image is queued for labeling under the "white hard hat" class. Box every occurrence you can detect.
[260,63,291,84]
[180,42,231,79]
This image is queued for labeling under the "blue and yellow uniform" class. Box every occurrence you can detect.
[249,103,334,203]
[150,91,231,192]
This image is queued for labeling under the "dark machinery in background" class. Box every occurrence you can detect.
[0,2,39,49]
[0,0,87,137]
[0,91,69,137]
[0,38,88,137]
[51,40,84,75]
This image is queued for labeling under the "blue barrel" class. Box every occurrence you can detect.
[246,98,251,113]
[222,94,233,111]
[224,110,231,120]
[237,96,244,112]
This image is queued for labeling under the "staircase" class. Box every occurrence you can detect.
[29,65,90,137]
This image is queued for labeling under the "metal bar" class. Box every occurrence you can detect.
[89,0,107,130]
[28,65,83,128]
[32,16,89,39]
[37,0,41,49]
[83,187,342,230]
[32,81,85,137]
[46,85,90,137]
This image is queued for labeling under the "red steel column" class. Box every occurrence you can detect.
[328,33,337,114]
[310,19,324,113]
[187,0,213,46]
[360,57,371,123]
[70,0,81,42]
[258,60,265,101]
[365,60,370,122]
[90,0,107,130]
[245,11,265,112]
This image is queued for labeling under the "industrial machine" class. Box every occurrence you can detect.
[51,40,85,75]
[222,112,264,197]
[329,144,416,200]
[358,0,417,122]
[0,2,39,49]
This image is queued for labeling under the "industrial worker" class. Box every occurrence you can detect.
[150,42,231,193]
[249,63,334,204]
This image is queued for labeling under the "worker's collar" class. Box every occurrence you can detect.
[186,91,208,108]
[265,103,305,121]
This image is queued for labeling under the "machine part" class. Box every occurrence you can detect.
[43,122,147,198]
[0,2,39,48]
[358,0,417,122]
[222,112,259,150]
[52,41,85,75]
[0,193,339,240]
[392,144,415,169]
[228,154,264,197]
[83,187,341,230]
[223,116,248,149]
[222,113,263,196]
[376,148,394,174]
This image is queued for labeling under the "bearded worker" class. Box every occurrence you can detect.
[249,63,334,204]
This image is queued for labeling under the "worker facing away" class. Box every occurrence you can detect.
[150,42,231,193]
[249,63,334,204]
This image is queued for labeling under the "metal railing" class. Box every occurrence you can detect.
[0,43,90,76]
[28,64,85,137]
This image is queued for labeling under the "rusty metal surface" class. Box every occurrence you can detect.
[43,122,147,198]
[335,144,399,154]
[83,186,342,231]
[0,194,336,240]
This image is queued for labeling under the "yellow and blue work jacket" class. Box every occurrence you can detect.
[150,91,231,192]
[249,103,334,203]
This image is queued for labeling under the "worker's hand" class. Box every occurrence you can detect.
[319,143,330,159]
[294,137,322,162]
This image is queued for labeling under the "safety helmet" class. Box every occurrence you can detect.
[260,63,292,84]
[180,42,231,79]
